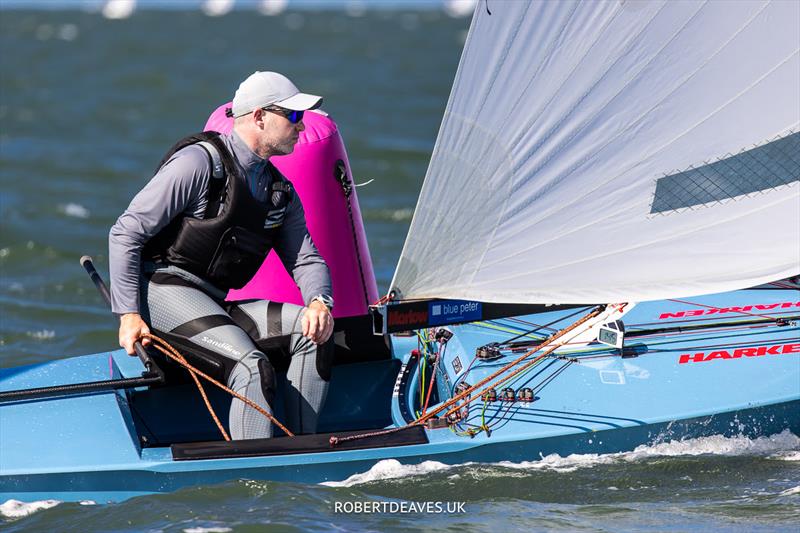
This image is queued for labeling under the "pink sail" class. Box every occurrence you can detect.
[203,103,379,318]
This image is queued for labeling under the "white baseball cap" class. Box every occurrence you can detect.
[231,71,322,117]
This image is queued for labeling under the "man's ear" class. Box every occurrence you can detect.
[253,108,267,128]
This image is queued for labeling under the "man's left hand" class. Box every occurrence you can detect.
[302,300,334,344]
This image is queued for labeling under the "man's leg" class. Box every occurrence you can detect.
[227,300,333,435]
[141,272,276,440]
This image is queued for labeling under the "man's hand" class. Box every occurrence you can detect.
[302,300,334,344]
[119,313,151,355]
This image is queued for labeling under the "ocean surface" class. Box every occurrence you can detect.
[1,6,799,532]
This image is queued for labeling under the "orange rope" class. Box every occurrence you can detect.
[373,294,392,306]
[142,333,295,438]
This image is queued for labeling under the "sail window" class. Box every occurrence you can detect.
[650,131,799,214]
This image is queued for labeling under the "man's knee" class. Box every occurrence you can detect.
[229,351,276,404]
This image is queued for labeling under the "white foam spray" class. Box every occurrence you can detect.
[321,431,800,486]
[0,499,94,519]
[322,459,451,487]
[0,499,60,518]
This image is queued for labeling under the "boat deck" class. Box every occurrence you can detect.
[1,286,797,502]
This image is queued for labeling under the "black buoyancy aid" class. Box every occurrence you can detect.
[142,131,292,290]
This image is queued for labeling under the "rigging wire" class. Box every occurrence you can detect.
[499,306,594,345]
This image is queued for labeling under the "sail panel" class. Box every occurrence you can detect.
[391,0,800,304]
[650,132,799,214]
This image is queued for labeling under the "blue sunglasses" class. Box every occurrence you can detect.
[263,106,304,124]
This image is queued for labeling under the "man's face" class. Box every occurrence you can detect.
[255,107,304,156]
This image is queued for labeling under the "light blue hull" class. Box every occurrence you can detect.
[1,287,798,503]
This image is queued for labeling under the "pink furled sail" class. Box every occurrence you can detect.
[204,103,379,318]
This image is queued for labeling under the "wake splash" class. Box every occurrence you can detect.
[0,499,60,519]
[322,430,800,487]
[321,460,452,487]
[0,499,94,519]
[497,429,800,473]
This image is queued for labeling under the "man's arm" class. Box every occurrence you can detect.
[108,145,211,353]
[273,193,333,344]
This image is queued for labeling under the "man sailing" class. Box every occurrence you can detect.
[109,71,335,440]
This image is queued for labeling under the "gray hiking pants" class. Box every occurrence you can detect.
[140,269,332,440]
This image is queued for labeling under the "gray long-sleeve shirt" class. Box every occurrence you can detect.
[109,130,331,315]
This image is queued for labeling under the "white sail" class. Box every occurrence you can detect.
[390,0,800,305]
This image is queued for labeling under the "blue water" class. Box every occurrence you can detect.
[1,6,798,532]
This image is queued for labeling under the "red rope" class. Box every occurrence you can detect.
[421,348,440,416]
